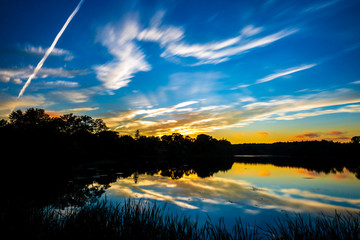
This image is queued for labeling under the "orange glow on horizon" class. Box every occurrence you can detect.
[220,163,358,182]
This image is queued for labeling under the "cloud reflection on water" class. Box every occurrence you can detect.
[106,164,360,219]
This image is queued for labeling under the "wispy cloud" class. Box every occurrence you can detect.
[275,104,360,121]
[17,0,84,99]
[161,27,297,65]
[238,96,257,102]
[44,80,79,88]
[240,89,360,123]
[350,80,360,85]
[57,107,99,114]
[105,100,199,128]
[256,64,316,84]
[137,11,184,46]
[93,12,298,90]
[95,18,151,90]
[232,64,316,90]
[118,11,297,66]
[50,89,91,103]
[0,67,87,85]
[105,88,360,136]
[302,0,339,13]
[23,44,74,61]
[0,76,11,83]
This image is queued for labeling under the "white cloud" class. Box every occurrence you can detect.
[57,107,99,114]
[132,100,199,120]
[137,25,184,46]
[275,104,360,120]
[93,12,298,91]
[232,64,316,89]
[45,80,79,88]
[302,0,339,13]
[239,96,256,102]
[23,44,74,61]
[95,19,151,90]
[137,10,184,46]
[245,89,360,111]
[51,90,89,103]
[241,25,263,37]
[256,64,316,84]
[161,28,297,65]
[238,88,360,125]
[124,11,296,66]
[103,100,200,131]
[0,67,87,84]
[0,76,10,83]
[350,80,360,85]
[12,78,22,84]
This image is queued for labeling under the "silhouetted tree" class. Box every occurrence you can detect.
[9,108,51,129]
[351,136,360,144]
[196,134,213,143]
[58,113,108,135]
[0,119,8,127]
[135,129,141,140]
[161,134,173,144]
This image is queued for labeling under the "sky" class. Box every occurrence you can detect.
[0,0,359,143]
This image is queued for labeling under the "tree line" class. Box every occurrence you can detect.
[0,108,233,168]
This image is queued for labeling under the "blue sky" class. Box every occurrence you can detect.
[1,0,359,143]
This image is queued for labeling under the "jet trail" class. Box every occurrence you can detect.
[17,0,84,99]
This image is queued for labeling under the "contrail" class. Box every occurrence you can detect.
[17,0,84,99]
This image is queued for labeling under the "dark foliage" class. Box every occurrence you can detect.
[233,141,360,179]
[1,108,233,173]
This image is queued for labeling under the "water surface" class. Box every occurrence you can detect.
[103,162,360,227]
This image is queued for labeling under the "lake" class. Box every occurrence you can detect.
[100,160,360,228]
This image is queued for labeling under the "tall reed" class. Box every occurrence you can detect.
[7,199,360,240]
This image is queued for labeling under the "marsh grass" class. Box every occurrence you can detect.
[7,199,360,240]
[263,211,360,240]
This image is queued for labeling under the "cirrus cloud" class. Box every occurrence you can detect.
[232,64,316,90]
[23,44,74,61]
[104,88,360,137]
[0,67,87,85]
[94,11,299,90]
[94,18,151,90]
[161,28,298,65]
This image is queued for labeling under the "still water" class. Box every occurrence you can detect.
[102,162,360,227]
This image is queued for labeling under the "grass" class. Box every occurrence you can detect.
[263,211,360,240]
[5,199,360,239]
